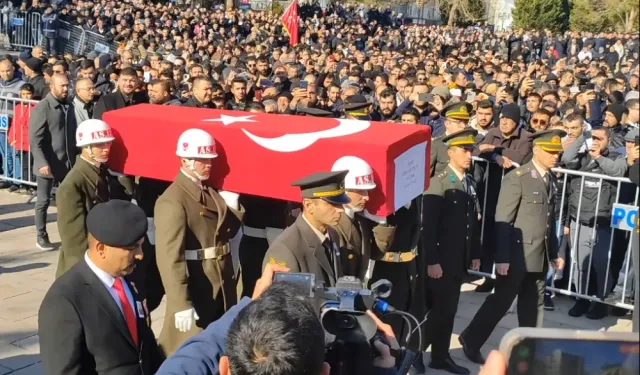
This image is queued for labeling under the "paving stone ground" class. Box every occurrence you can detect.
[0,190,633,374]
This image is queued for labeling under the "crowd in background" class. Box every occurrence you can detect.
[0,0,639,322]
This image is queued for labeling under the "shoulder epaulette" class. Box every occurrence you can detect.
[514,165,532,177]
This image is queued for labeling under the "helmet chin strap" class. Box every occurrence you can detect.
[85,146,108,164]
[187,159,209,181]
[347,204,364,212]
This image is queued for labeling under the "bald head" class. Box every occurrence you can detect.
[0,59,15,82]
[50,73,69,100]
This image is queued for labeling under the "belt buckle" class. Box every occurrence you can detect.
[391,252,400,262]
[196,250,205,260]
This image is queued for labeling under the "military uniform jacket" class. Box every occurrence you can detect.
[494,162,559,273]
[262,215,342,287]
[154,172,244,355]
[384,196,423,255]
[430,135,449,177]
[333,212,396,280]
[422,165,482,277]
[55,156,112,279]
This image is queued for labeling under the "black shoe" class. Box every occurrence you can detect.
[568,299,590,317]
[458,335,485,365]
[611,307,629,317]
[412,352,426,374]
[7,185,18,193]
[475,279,494,293]
[586,303,608,320]
[36,235,55,251]
[544,294,555,311]
[429,357,470,375]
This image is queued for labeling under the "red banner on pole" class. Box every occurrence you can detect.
[281,0,299,46]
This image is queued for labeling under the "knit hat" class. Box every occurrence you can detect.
[24,57,42,73]
[500,103,521,125]
[625,90,639,103]
[431,86,451,102]
[605,103,625,124]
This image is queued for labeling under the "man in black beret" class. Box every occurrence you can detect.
[39,200,165,374]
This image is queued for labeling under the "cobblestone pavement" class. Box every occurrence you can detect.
[0,191,633,374]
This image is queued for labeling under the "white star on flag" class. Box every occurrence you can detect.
[203,114,257,126]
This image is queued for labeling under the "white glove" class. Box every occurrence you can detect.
[218,190,240,210]
[146,218,156,245]
[361,209,387,225]
[174,308,199,332]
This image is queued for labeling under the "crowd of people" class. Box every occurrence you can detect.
[0,0,639,374]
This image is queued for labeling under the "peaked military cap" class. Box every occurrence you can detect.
[442,128,478,148]
[341,94,371,112]
[87,200,148,248]
[297,107,334,117]
[292,170,351,205]
[441,101,472,121]
[532,129,567,153]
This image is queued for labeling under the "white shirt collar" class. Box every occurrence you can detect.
[532,159,548,179]
[80,155,100,168]
[84,251,116,288]
[302,212,329,243]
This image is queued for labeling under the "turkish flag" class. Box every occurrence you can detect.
[104,105,431,217]
[281,0,299,46]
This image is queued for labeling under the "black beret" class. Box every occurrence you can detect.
[87,200,147,247]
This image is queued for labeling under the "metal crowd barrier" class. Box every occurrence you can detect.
[45,20,118,56]
[0,96,38,190]
[468,157,638,311]
[0,11,42,49]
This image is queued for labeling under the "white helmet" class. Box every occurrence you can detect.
[331,156,377,190]
[76,119,115,147]
[176,129,218,159]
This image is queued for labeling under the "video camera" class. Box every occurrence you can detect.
[274,273,419,375]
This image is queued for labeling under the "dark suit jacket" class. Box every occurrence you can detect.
[262,215,342,287]
[422,165,482,276]
[28,93,77,180]
[93,90,148,120]
[38,258,164,375]
[494,162,559,273]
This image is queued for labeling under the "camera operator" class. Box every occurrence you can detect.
[156,264,399,375]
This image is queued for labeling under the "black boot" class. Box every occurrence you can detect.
[586,303,608,320]
[475,278,494,293]
[568,299,590,317]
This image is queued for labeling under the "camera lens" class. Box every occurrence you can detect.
[336,314,357,330]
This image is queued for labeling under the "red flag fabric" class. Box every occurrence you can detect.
[104,105,432,217]
[281,0,299,46]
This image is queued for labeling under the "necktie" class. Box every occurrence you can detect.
[322,238,333,266]
[85,104,93,119]
[112,278,138,346]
